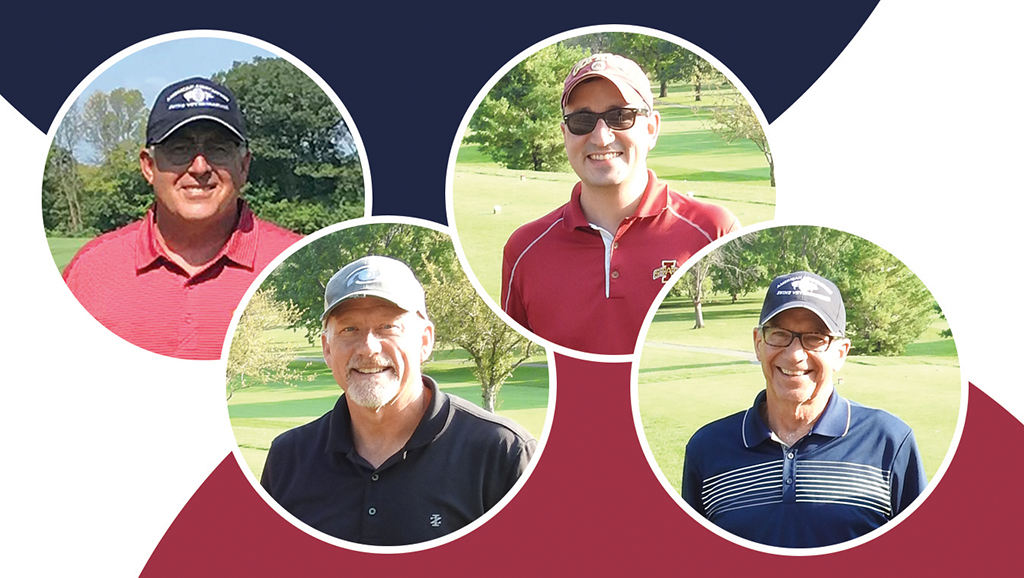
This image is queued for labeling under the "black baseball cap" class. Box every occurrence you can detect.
[146,77,247,145]
[322,256,428,322]
[759,271,846,335]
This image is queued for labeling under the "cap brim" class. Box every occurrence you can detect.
[149,115,246,145]
[321,291,421,321]
[760,302,844,335]
[563,73,651,111]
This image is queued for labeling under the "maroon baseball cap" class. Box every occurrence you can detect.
[561,53,654,112]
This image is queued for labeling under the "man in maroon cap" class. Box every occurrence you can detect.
[63,77,302,360]
[501,53,740,355]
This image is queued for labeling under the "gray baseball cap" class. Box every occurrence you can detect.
[321,256,427,321]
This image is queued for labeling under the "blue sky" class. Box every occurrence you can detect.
[65,36,277,161]
[77,37,277,108]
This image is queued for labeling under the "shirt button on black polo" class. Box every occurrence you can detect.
[371,474,379,481]
[788,452,795,459]
[368,507,376,515]
[786,478,793,485]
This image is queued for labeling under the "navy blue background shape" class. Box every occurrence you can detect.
[3,1,877,225]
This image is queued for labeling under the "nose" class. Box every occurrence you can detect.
[187,152,212,175]
[589,118,616,146]
[782,337,809,360]
[354,330,383,355]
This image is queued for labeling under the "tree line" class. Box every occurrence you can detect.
[465,32,774,185]
[674,226,942,356]
[42,57,364,238]
[228,223,538,412]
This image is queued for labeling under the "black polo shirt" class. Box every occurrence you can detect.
[260,376,536,546]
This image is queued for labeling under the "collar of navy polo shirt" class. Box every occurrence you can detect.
[741,388,852,448]
[561,169,666,232]
[324,375,451,461]
[135,199,260,274]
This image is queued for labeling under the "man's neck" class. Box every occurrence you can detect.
[154,203,240,276]
[578,170,650,233]
[762,386,833,447]
[348,378,431,469]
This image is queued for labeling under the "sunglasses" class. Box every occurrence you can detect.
[156,139,243,166]
[562,107,650,135]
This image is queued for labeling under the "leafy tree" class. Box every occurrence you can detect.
[80,88,147,163]
[226,287,309,400]
[704,89,775,186]
[266,224,538,410]
[80,141,152,233]
[214,57,364,233]
[605,33,689,98]
[933,303,953,338]
[423,258,536,412]
[704,227,935,355]
[41,145,85,235]
[466,42,589,171]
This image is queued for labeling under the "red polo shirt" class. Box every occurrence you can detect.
[501,171,739,355]
[63,201,302,360]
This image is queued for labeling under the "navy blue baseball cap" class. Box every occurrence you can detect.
[322,256,428,321]
[759,271,846,335]
[146,77,247,145]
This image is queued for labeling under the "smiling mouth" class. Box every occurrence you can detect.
[779,368,810,377]
[588,152,622,161]
[352,366,391,375]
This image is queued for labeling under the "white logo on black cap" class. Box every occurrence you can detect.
[183,86,215,103]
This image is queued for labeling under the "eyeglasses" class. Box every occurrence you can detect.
[759,326,843,352]
[562,107,649,135]
[156,139,243,166]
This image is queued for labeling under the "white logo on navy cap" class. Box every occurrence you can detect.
[183,86,215,103]
[778,275,832,302]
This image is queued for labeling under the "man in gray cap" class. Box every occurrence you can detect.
[260,256,536,546]
[682,271,926,548]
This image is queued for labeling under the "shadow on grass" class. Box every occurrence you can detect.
[640,359,752,374]
[904,338,958,357]
[655,305,763,324]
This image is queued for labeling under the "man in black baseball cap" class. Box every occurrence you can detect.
[62,77,301,360]
[260,256,536,546]
[681,271,926,548]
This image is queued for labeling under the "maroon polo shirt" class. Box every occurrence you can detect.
[501,170,740,355]
[63,201,302,360]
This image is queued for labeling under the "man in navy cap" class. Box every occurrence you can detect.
[682,271,927,548]
[63,77,301,360]
[261,256,535,546]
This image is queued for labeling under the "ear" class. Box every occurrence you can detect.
[421,320,435,362]
[239,148,252,183]
[752,327,763,361]
[321,330,331,362]
[139,148,156,185]
[560,121,569,142]
[831,338,852,372]
[646,110,661,150]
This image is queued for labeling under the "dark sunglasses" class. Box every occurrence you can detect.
[562,107,650,135]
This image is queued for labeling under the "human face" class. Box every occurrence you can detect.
[321,297,434,410]
[753,308,850,409]
[561,77,659,194]
[140,122,250,225]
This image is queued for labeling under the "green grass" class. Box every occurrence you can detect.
[638,292,961,495]
[452,83,775,303]
[229,346,550,481]
[46,237,91,273]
